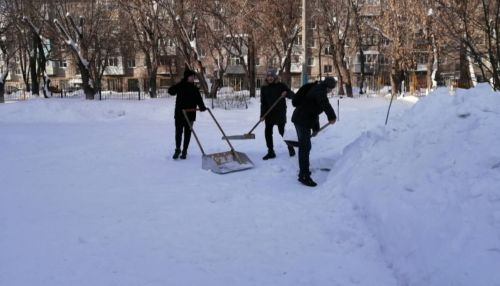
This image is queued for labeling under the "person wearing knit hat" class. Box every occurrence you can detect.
[260,68,296,160]
[168,68,207,160]
[291,77,337,187]
[183,69,196,79]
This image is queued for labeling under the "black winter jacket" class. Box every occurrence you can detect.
[291,82,336,130]
[168,80,206,122]
[260,82,294,124]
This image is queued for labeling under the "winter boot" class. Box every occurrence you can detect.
[173,149,181,160]
[180,150,187,160]
[298,175,317,187]
[262,149,276,160]
[288,145,296,157]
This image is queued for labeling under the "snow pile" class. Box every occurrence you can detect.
[323,84,500,285]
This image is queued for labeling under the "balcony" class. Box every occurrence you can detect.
[158,65,177,76]
[104,57,125,76]
[46,61,56,76]
[354,63,377,74]
[291,63,302,73]
[104,65,125,76]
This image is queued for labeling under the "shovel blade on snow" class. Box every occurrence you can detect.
[221,133,256,140]
[202,151,254,174]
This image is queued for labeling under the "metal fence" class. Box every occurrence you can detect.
[50,88,172,100]
[3,91,31,101]
[211,90,253,110]
[4,88,260,111]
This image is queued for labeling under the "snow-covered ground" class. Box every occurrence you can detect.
[0,86,499,286]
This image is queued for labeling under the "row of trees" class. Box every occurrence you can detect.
[1,0,499,103]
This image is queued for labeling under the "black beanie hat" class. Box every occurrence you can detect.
[184,69,196,79]
[323,77,337,89]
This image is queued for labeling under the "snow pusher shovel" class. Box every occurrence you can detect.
[284,122,333,148]
[183,108,254,174]
[221,93,286,140]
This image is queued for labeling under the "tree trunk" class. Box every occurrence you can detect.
[79,63,95,100]
[30,55,39,95]
[195,66,210,97]
[149,67,158,98]
[248,36,256,97]
[336,54,353,97]
[358,49,366,94]
[281,54,292,87]
[458,42,472,89]
[426,47,434,91]
[0,82,5,103]
[390,64,402,96]
[37,39,49,98]
[333,57,344,95]
[209,75,222,98]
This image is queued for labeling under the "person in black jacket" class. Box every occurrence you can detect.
[291,77,337,187]
[260,69,295,160]
[168,69,207,160]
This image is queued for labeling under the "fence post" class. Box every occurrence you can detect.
[337,99,340,121]
[138,89,141,101]
[99,89,102,101]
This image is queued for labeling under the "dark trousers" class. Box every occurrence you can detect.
[175,118,193,152]
[265,121,286,150]
[294,123,312,177]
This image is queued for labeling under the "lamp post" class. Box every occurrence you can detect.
[301,0,308,85]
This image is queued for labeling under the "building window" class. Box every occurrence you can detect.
[159,57,169,66]
[127,58,136,68]
[59,60,67,68]
[324,46,333,55]
[294,35,302,46]
[255,57,261,66]
[107,57,119,67]
[307,57,315,66]
[214,20,224,31]
[324,65,333,73]
[230,57,241,65]
[308,19,316,30]
[307,38,316,48]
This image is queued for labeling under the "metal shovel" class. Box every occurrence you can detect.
[222,93,286,140]
[183,108,254,174]
[284,122,333,148]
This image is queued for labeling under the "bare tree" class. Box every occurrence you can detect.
[377,0,423,95]
[23,15,52,98]
[349,0,368,94]
[436,0,500,90]
[158,0,211,96]
[261,0,302,86]
[318,0,354,97]
[52,0,119,99]
[200,0,263,97]
[119,0,166,98]
[0,0,16,103]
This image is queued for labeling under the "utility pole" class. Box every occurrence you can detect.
[301,0,308,85]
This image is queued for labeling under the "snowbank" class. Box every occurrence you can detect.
[323,84,500,285]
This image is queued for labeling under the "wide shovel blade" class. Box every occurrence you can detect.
[202,151,254,174]
[221,133,256,140]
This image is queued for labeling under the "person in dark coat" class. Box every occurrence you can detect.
[291,77,337,187]
[168,69,207,159]
[260,69,295,160]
